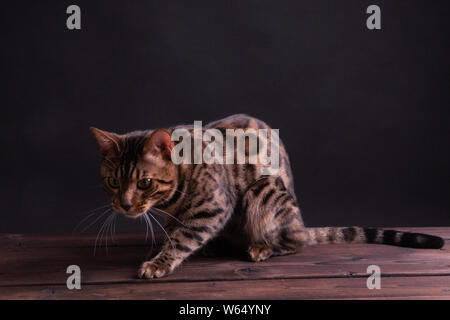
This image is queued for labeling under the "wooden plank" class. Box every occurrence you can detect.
[0,232,165,250]
[1,227,448,249]
[1,276,449,300]
[1,228,449,299]
[1,240,448,286]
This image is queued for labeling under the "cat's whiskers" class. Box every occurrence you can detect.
[110,214,117,243]
[141,215,149,242]
[73,205,112,233]
[146,211,173,249]
[142,213,156,251]
[81,208,112,233]
[105,213,115,250]
[151,207,187,228]
[94,214,110,255]
[146,214,157,258]
[147,214,155,251]
[94,212,116,255]
[140,213,156,260]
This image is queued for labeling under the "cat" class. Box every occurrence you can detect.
[90,114,444,279]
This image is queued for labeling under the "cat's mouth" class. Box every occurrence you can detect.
[123,212,144,219]
[112,205,147,219]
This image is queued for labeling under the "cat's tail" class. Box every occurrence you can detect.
[305,227,444,249]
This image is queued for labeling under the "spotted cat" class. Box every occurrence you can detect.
[90,114,444,278]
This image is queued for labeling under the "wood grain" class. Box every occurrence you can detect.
[1,276,449,300]
[0,227,449,299]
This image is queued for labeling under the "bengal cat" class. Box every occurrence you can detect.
[90,114,444,279]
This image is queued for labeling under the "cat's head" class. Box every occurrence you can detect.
[90,127,176,218]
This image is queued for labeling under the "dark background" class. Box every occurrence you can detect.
[1,0,449,233]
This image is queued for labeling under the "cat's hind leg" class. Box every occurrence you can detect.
[242,176,309,262]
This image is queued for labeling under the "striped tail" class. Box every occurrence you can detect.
[306,227,444,249]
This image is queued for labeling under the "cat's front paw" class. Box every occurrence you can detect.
[248,244,273,262]
[138,261,171,279]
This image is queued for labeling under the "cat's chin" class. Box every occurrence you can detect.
[112,205,149,218]
[123,212,145,219]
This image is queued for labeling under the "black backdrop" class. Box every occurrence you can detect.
[1,0,449,233]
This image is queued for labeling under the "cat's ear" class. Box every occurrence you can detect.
[142,129,174,161]
[90,127,121,158]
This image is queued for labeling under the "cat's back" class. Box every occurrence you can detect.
[204,114,270,132]
[206,114,295,196]
[169,114,295,196]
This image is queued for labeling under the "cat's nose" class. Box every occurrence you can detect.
[120,203,132,211]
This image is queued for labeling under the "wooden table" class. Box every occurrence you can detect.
[1,227,449,299]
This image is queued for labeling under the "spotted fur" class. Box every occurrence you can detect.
[90,114,444,279]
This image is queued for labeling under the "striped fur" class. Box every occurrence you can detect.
[91,114,444,279]
[307,227,443,248]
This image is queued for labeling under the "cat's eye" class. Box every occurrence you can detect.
[107,177,119,189]
[137,178,152,190]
